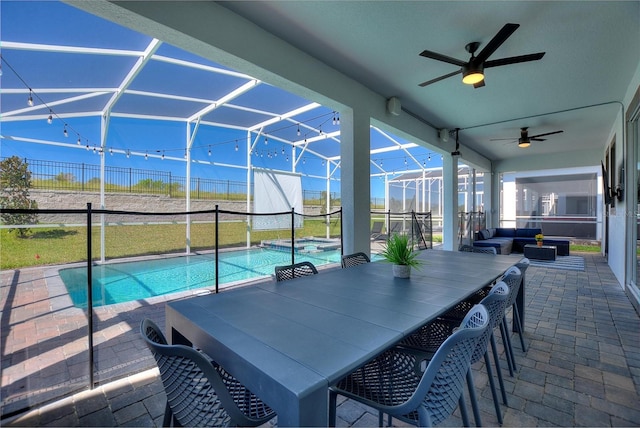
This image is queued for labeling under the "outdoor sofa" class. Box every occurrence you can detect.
[473,227,570,256]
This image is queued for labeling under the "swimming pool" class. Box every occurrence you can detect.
[59,247,343,308]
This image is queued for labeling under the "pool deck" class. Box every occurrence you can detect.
[2,250,640,426]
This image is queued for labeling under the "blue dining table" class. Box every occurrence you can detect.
[166,249,520,426]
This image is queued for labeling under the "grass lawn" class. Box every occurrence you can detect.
[1,219,342,269]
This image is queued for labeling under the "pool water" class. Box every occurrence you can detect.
[59,248,342,308]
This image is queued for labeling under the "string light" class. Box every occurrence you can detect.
[161,151,165,160]
[126,150,130,159]
[109,148,113,155]
[235,141,239,152]
[63,125,68,137]
[208,146,212,156]
[145,151,148,160]
[77,136,81,145]
[27,89,34,107]
[297,125,301,136]
[47,110,53,124]
[264,136,268,145]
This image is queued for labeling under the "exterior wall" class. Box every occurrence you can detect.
[30,190,325,224]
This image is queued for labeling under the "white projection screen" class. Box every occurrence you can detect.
[253,168,304,230]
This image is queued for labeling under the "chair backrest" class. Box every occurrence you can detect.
[402,304,489,426]
[515,257,530,275]
[469,282,510,364]
[458,244,474,252]
[274,261,318,282]
[140,318,267,427]
[459,245,496,254]
[341,252,371,268]
[501,266,522,307]
[371,221,384,234]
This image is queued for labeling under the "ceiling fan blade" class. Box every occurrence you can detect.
[490,138,517,141]
[531,138,547,142]
[419,49,466,67]
[529,130,564,139]
[473,79,485,89]
[484,52,546,68]
[418,70,461,87]
[474,23,520,63]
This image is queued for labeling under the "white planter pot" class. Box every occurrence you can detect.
[392,264,411,278]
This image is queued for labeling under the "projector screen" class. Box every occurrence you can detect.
[253,168,304,230]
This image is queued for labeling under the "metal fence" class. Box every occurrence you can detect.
[16,158,341,203]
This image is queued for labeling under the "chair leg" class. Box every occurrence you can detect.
[512,303,528,352]
[162,402,172,427]
[490,333,509,406]
[459,394,470,427]
[500,316,517,375]
[483,350,503,425]
[466,370,482,427]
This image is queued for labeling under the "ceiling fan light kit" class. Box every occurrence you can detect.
[462,64,484,85]
[418,23,545,88]
[518,139,531,148]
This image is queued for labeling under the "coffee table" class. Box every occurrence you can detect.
[524,244,557,261]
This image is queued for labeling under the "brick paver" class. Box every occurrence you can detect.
[3,252,640,427]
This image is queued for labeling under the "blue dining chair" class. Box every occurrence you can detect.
[141,318,275,427]
[329,304,489,427]
[341,252,371,268]
[400,282,510,426]
[274,261,318,281]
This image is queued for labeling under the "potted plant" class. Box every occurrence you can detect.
[535,233,544,247]
[380,234,421,278]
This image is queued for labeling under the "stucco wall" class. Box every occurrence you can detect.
[30,190,327,224]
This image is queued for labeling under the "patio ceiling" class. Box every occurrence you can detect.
[0,1,442,177]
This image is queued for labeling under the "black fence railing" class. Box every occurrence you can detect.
[16,157,344,204]
[0,205,342,417]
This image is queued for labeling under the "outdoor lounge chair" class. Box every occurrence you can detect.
[371,221,385,240]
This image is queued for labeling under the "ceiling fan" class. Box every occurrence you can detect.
[418,23,545,88]
[491,127,564,148]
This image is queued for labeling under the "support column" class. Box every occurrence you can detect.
[340,108,370,256]
[442,155,459,251]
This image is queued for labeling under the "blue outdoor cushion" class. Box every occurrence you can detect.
[495,228,516,237]
[515,228,542,238]
[479,229,491,240]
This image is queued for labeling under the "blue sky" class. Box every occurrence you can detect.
[0,1,443,199]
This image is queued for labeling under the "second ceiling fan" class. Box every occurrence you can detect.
[492,127,564,148]
[418,23,545,88]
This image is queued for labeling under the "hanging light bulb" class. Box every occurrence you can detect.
[184,149,187,159]
[303,158,306,164]
[336,115,340,125]
[322,160,325,166]
[235,143,239,152]
[109,148,113,156]
[297,125,301,136]
[161,151,165,160]
[264,136,268,145]
[47,110,53,124]
[126,149,130,159]
[332,113,337,126]
[423,160,426,167]
[93,147,96,154]
[27,90,34,107]
[145,151,148,160]
[286,155,289,162]
[63,125,68,137]
[77,136,81,145]
[428,155,431,161]
[86,144,90,151]
[281,147,285,155]
[208,146,212,156]
[319,126,323,135]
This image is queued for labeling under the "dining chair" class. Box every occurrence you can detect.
[459,244,497,255]
[499,266,524,376]
[140,318,276,427]
[514,257,530,351]
[329,304,489,428]
[341,252,371,268]
[274,261,318,282]
[400,282,510,426]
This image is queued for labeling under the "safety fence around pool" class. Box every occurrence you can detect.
[0,206,432,419]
